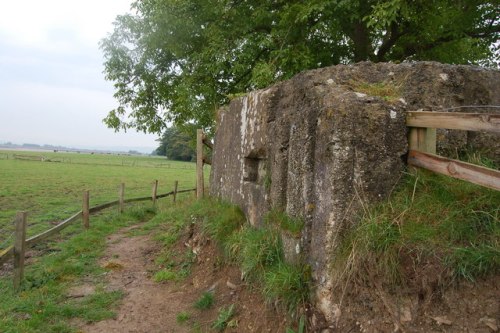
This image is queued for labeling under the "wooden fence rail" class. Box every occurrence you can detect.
[407,111,500,191]
[0,182,196,271]
[407,111,500,132]
[13,154,45,161]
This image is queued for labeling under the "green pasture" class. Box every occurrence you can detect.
[0,150,207,247]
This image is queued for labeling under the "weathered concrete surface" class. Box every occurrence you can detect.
[209,62,500,324]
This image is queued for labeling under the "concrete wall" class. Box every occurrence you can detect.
[209,61,500,323]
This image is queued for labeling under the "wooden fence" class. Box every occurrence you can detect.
[0,181,195,290]
[407,111,500,191]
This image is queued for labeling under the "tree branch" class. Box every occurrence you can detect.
[376,22,407,61]
[399,22,499,60]
[229,47,269,91]
[465,23,500,38]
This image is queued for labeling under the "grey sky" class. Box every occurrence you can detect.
[0,0,158,153]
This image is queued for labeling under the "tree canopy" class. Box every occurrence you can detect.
[154,126,195,161]
[101,0,499,135]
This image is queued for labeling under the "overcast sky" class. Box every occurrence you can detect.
[0,0,159,153]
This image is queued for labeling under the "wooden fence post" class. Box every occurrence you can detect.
[408,127,436,154]
[119,183,125,213]
[82,190,90,229]
[13,211,27,291]
[173,180,178,203]
[196,129,204,199]
[152,180,158,205]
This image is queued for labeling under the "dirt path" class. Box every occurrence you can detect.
[78,226,193,333]
[75,222,290,333]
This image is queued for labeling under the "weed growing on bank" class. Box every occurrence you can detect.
[211,304,236,331]
[194,291,215,310]
[153,268,179,282]
[176,311,190,323]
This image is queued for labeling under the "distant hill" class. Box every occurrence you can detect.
[0,142,154,155]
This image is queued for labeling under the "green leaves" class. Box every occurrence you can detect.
[154,126,195,161]
[366,0,408,29]
[251,62,276,89]
[101,0,499,134]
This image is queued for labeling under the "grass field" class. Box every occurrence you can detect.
[0,150,206,247]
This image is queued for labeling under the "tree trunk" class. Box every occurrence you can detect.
[351,21,373,62]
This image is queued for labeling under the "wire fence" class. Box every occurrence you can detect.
[0,222,15,248]
[0,152,196,169]
[0,232,14,249]
[0,181,196,276]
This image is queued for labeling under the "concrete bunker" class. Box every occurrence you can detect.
[210,61,500,323]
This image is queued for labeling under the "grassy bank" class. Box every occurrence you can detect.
[136,197,309,331]
[333,168,499,288]
[138,197,310,313]
[191,200,310,313]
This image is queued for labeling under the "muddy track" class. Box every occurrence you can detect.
[76,223,289,333]
[78,226,193,333]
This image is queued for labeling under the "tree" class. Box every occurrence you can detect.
[101,0,499,135]
[154,126,195,161]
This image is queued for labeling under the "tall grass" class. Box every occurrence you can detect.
[264,209,304,237]
[333,168,499,286]
[225,226,283,278]
[194,199,310,313]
